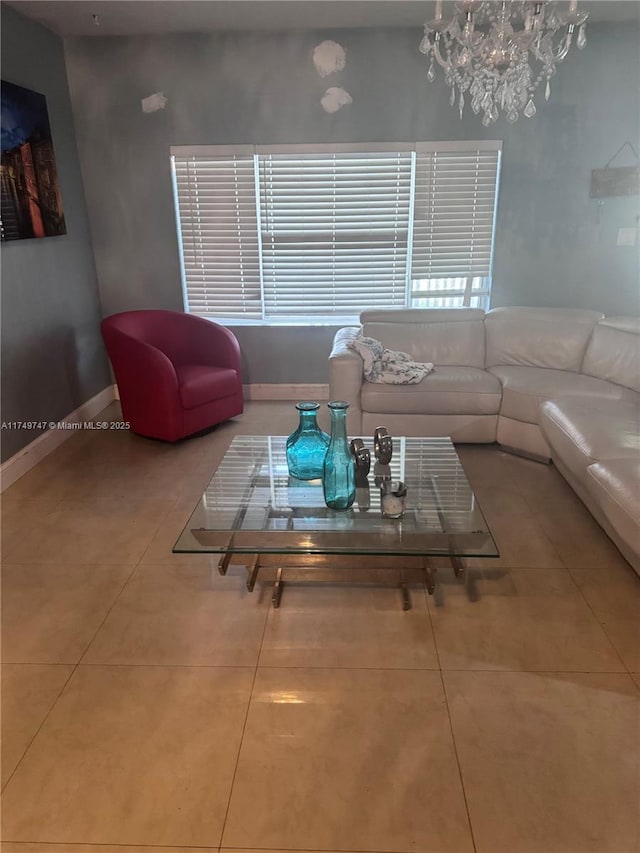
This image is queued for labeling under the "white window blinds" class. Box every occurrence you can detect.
[172,152,261,319]
[258,151,412,319]
[171,141,501,323]
[411,142,501,280]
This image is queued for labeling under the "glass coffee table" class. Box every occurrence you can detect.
[174,435,498,608]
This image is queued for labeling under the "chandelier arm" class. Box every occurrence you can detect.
[529,27,574,64]
[554,28,574,61]
[432,33,452,70]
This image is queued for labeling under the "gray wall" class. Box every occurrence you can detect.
[63,23,640,384]
[1,5,111,461]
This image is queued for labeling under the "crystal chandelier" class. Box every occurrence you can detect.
[419,1,588,124]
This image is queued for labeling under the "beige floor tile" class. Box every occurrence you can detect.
[534,494,631,570]
[1,467,68,504]
[430,568,624,672]
[503,454,579,506]
[1,664,253,846]
[2,563,133,663]
[139,506,226,568]
[259,584,438,669]
[2,420,215,506]
[57,467,184,503]
[445,671,640,853]
[235,400,307,436]
[83,562,269,666]
[467,485,564,569]
[456,444,512,488]
[66,433,184,473]
[474,483,535,517]
[1,499,61,560]
[1,440,86,503]
[55,431,218,504]
[4,498,173,565]
[222,668,473,852]
[1,664,73,787]
[570,566,640,672]
[467,510,564,569]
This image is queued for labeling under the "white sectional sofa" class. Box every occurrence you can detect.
[329,307,640,573]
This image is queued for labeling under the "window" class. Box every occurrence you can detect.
[171,141,501,324]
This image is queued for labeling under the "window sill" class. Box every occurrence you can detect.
[196,316,360,328]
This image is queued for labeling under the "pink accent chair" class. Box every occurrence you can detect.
[101,310,244,441]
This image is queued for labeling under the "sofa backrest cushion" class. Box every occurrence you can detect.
[360,308,486,368]
[485,307,604,371]
[582,317,640,393]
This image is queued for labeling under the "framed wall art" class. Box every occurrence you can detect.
[1,79,67,241]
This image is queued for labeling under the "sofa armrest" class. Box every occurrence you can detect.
[329,327,363,436]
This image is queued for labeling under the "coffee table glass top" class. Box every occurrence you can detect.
[174,435,498,558]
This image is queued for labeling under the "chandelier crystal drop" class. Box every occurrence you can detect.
[419,1,588,123]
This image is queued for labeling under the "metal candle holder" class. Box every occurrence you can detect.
[373,426,393,464]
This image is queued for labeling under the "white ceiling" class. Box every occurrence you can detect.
[5,0,640,38]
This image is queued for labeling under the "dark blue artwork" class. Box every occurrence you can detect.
[1,79,66,241]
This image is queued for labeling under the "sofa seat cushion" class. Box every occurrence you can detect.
[361,366,501,415]
[540,398,640,482]
[176,364,239,409]
[488,365,637,425]
[586,459,640,564]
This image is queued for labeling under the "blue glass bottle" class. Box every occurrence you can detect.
[323,401,356,510]
[286,402,330,480]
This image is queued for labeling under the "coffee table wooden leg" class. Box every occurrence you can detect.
[272,566,284,608]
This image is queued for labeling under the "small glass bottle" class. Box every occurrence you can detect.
[286,402,330,480]
[323,401,356,510]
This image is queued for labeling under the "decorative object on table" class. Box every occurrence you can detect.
[350,438,371,481]
[347,334,434,384]
[419,0,588,125]
[380,481,408,519]
[373,461,392,487]
[355,482,371,512]
[1,80,67,242]
[374,426,393,464]
[286,401,330,480]
[323,400,356,510]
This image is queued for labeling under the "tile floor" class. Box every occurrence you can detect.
[1,401,639,853]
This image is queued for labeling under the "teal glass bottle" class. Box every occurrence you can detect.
[323,401,356,510]
[286,402,330,480]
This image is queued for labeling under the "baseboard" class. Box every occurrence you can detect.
[0,385,116,493]
[243,383,329,401]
